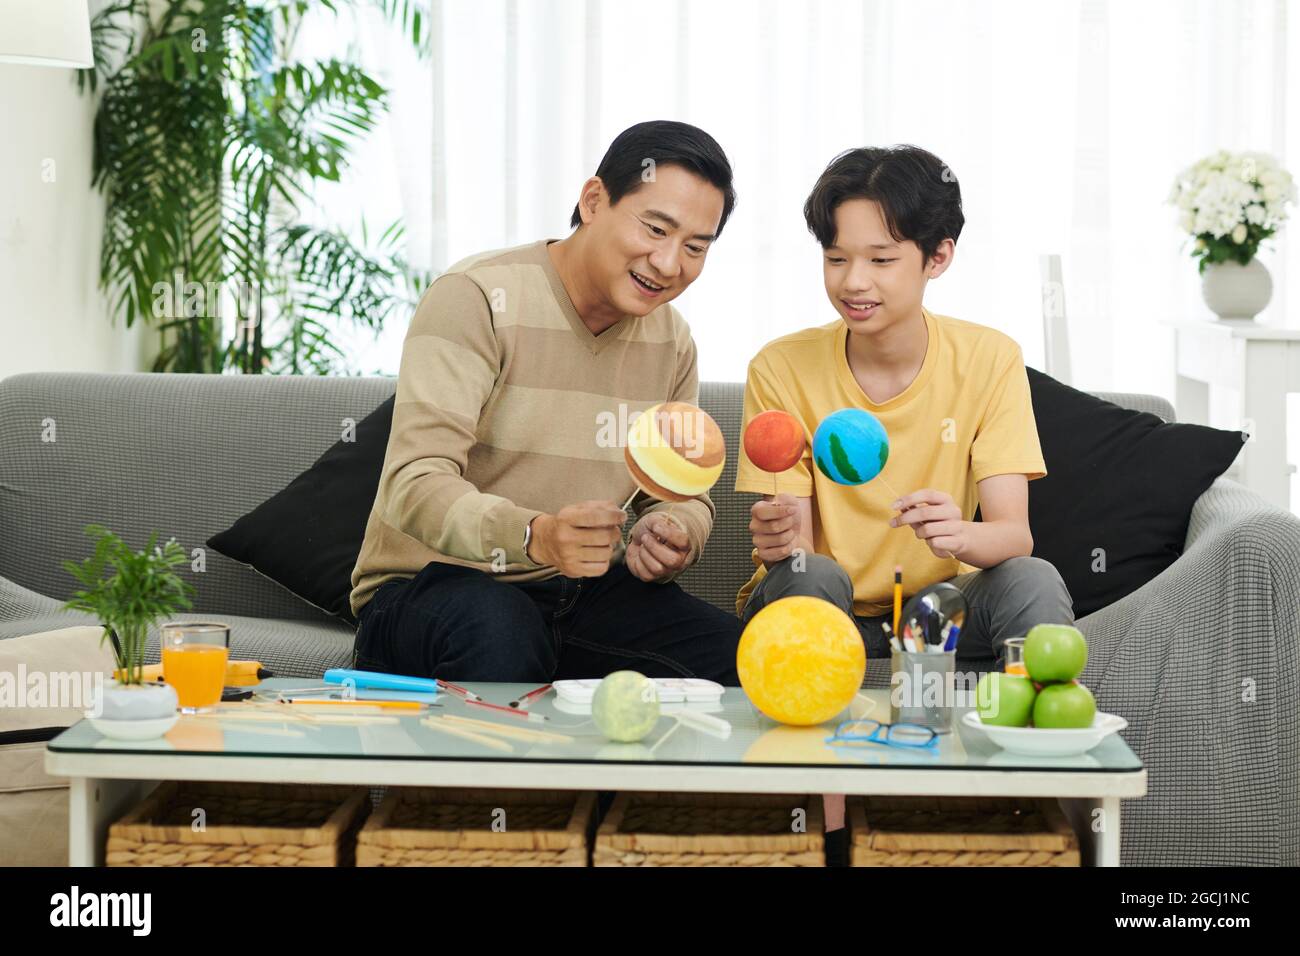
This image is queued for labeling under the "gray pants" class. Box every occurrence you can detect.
[740,553,1075,671]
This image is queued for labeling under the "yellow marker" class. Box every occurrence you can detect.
[115,659,263,684]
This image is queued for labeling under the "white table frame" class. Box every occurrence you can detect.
[47,749,1146,867]
[1170,319,1300,512]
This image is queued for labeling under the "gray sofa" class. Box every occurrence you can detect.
[2,371,1298,866]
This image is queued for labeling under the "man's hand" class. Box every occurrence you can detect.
[889,488,967,560]
[750,492,804,566]
[625,512,691,583]
[528,500,625,577]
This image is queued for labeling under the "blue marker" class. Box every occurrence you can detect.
[323,668,441,695]
[942,622,961,653]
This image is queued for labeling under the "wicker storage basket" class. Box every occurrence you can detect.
[594,792,825,867]
[106,781,369,867]
[356,787,596,866]
[849,796,1080,866]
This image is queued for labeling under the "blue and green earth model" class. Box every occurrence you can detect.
[812,408,890,485]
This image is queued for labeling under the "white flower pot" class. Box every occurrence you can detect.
[89,679,178,740]
[1201,257,1273,322]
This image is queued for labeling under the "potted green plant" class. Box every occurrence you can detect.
[63,525,196,739]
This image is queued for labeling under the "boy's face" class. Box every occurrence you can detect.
[822,197,951,334]
[578,164,724,317]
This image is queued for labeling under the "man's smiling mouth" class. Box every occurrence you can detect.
[631,270,666,293]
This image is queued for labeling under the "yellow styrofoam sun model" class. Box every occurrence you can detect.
[737,596,866,726]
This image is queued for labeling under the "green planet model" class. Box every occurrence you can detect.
[591,670,660,742]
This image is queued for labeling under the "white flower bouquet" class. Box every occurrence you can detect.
[1167,150,1297,274]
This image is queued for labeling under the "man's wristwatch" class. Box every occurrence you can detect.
[522,516,535,561]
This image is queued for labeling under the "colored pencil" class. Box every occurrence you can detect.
[893,565,903,638]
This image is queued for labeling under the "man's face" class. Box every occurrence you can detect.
[822,198,935,334]
[580,164,724,317]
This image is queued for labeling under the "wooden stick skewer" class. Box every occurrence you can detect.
[421,715,514,752]
[439,713,573,744]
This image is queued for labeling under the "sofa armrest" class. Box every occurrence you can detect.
[0,575,97,641]
[1183,475,1290,550]
[1075,476,1300,864]
[0,575,67,624]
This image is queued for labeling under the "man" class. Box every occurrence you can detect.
[350,120,743,685]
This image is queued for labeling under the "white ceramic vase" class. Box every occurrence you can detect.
[1201,257,1273,322]
[89,679,178,740]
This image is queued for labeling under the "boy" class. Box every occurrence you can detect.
[734,145,1075,845]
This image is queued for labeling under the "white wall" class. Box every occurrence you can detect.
[0,61,154,380]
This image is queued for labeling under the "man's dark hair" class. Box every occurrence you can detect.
[570,120,737,237]
[802,145,963,265]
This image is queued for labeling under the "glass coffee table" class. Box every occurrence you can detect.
[46,679,1146,866]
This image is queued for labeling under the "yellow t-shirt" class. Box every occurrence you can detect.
[734,307,1047,618]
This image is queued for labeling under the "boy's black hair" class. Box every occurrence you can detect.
[803,145,963,265]
[570,120,737,237]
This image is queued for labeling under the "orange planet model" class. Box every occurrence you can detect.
[624,401,726,502]
[743,409,806,474]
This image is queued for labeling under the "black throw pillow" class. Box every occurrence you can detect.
[975,369,1245,618]
[208,396,393,625]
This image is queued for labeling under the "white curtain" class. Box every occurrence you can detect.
[306,0,1298,403]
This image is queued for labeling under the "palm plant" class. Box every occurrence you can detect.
[79,0,431,374]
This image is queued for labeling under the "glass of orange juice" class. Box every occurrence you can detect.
[161,622,230,714]
[1003,636,1028,677]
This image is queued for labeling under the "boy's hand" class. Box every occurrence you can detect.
[750,493,802,565]
[625,512,691,582]
[528,500,625,577]
[889,489,967,560]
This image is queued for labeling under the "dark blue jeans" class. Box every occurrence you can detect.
[353,561,743,686]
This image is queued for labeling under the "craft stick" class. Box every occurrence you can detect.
[440,713,574,744]
[306,713,400,725]
[186,719,307,738]
[191,711,309,723]
[259,700,322,724]
[214,701,319,724]
[421,716,514,752]
[648,719,683,754]
[228,726,306,738]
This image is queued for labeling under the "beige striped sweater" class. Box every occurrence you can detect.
[348,239,715,617]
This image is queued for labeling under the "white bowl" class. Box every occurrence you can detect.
[89,715,179,741]
[961,710,1127,757]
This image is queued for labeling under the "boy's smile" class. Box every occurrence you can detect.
[842,300,881,321]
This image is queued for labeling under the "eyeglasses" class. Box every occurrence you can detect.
[825,718,939,750]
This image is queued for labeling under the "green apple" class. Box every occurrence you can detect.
[1032,681,1096,729]
[976,672,1037,727]
[1023,623,1088,683]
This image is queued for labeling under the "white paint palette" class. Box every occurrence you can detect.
[553,678,725,705]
